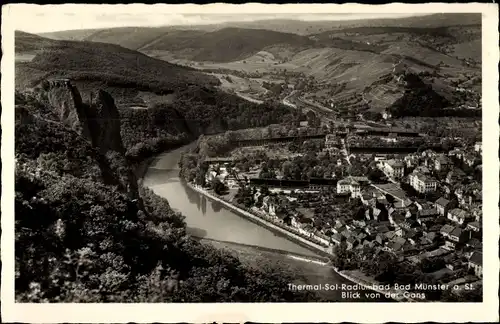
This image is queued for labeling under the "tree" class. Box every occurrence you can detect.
[260,185,270,197]
[282,161,293,179]
[368,168,386,183]
[211,178,228,196]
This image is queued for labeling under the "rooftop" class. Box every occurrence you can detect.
[386,159,405,168]
[450,227,462,237]
[419,208,438,217]
[469,251,483,266]
[435,197,450,207]
[372,183,409,202]
[412,172,436,183]
[296,208,315,219]
[449,208,471,219]
[440,224,455,234]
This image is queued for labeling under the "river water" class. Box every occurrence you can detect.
[142,143,390,302]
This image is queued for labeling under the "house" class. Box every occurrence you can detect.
[346,236,358,250]
[385,231,397,241]
[466,238,482,250]
[336,179,351,194]
[468,251,483,278]
[474,142,482,153]
[382,109,392,120]
[445,168,466,185]
[406,230,419,245]
[414,165,431,175]
[337,177,363,198]
[331,233,343,245]
[386,236,407,254]
[350,176,370,185]
[283,214,297,227]
[375,224,390,234]
[443,226,470,250]
[404,154,419,168]
[353,219,367,228]
[417,207,439,223]
[414,199,433,210]
[422,231,437,244]
[446,260,464,271]
[350,180,361,198]
[463,154,477,167]
[296,208,315,225]
[435,154,453,171]
[205,169,219,183]
[383,159,405,179]
[375,234,385,245]
[447,208,473,225]
[466,221,481,232]
[340,228,352,239]
[325,134,339,150]
[261,196,277,216]
[434,197,455,216]
[409,172,437,193]
[440,224,455,238]
[394,199,413,210]
[361,192,376,206]
[314,231,331,247]
[400,219,419,230]
[449,227,468,245]
[448,147,465,159]
[389,211,405,227]
[332,223,346,234]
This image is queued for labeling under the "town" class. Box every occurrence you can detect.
[180,117,483,301]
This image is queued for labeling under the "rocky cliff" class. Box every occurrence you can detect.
[45,79,91,140]
[44,79,126,155]
[26,79,140,199]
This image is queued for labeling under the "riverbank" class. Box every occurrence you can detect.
[134,156,156,186]
[187,182,333,258]
[187,181,413,302]
[336,270,416,302]
[139,144,402,302]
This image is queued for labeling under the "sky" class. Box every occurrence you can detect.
[8,4,434,33]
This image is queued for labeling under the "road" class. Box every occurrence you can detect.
[282,90,298,109]
[284,90,336,123]
[340,138,351,165]
[235,91,264,104]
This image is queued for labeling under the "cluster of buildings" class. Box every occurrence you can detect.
[199,127,483,285]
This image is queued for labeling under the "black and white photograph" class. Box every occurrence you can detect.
[2,2,499,323]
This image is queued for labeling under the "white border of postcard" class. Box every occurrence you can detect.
[2,2,499,323]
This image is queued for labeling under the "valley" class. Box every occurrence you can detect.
[12,10,484,305]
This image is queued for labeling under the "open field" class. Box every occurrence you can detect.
[15,53,36,63]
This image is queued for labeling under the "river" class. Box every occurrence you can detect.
[142,143,390,302]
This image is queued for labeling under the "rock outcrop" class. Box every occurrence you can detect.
[87,89,126,155]
[46,79,91,139]
[45,79,126,155]
[42,78,140,199]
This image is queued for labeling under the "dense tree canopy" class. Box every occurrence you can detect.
[14,91,318,303]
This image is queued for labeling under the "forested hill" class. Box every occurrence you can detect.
[15,31,299,163]
[15,31,219,93]
[14,87,317,302]
[139,27,314,62]
[387,73,481,118]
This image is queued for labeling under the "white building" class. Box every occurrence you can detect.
[409,172,437,193]
[447,208,473,225]
[383,159,405,179]
[337,179,350,194]
[474,142,482,153]
[336,177,362,198]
